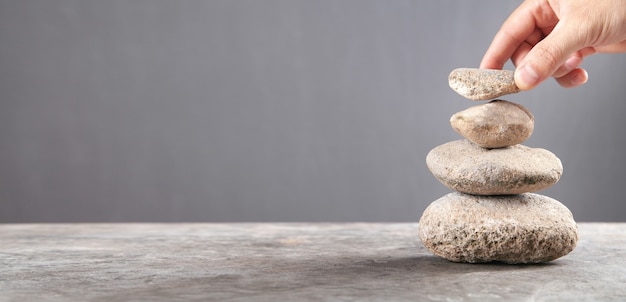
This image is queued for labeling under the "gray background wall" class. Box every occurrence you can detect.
[1,0,625,222]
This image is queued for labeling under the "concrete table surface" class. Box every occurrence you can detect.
[1,223,625,301]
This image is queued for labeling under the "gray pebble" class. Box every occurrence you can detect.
[426,139,562,195]
[418,192,578,264]
[450,100,534,148]
[449,68,520,100]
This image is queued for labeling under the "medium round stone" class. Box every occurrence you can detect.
[418,192,578,264]
[450,100,534,148]
[426,139,562,195]
[448,68,520,100]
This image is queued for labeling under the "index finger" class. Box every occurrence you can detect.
[480,1,559,69]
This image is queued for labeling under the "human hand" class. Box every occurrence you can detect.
[480,0,626,90]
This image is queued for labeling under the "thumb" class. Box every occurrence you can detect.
[515,21,585,90]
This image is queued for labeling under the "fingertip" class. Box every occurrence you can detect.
[569,68,588,86]
[479,56,503,70]
[572,68,588,86]
[555,68,588,88]
[564,55,582,70]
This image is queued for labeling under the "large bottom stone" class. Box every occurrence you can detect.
[418,192,578,264]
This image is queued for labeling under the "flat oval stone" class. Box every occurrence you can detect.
[449,68,520,100]
[418,192,578,264]
[450,100,534,148]
[426,139,562,195]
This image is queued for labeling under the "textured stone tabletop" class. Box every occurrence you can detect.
[1,223,625,301]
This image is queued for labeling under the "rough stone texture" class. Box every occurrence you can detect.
[450,100,534,148]
[418,192,578,264]
[449,68,521,100]
[1,223,625,301]
[426,139,562,195]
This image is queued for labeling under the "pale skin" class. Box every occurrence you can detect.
[480,0,626,90]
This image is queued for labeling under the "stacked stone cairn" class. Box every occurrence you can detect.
[418,68,578,264]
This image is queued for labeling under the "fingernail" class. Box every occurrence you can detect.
[516,65,540,89]
[565,56,582,70]
[571,69,588,86]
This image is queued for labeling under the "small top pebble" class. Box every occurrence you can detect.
[448,68,520,100]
